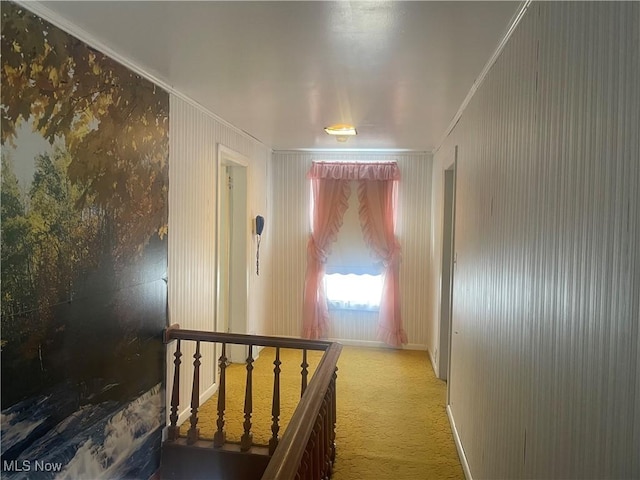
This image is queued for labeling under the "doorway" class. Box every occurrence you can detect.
[217,145,249,363]
[438,147,457,382]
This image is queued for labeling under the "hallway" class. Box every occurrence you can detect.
[331,347,463,479]
[190,346,464,479]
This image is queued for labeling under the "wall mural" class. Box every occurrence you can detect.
[1,2,168,478]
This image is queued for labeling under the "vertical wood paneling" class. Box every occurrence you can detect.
[269,152,309,337]
[168,97,216,419]
[432,3,639,478]
[397,154,433,348]
[270,151,432,348]
[168,95,272,422]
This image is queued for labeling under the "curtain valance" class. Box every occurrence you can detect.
[308,162,400,181]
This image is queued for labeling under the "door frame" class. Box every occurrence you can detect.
[438,147,458,399]
[216,145,249,362]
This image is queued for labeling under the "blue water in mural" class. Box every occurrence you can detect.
[1,384,163,480]
[0,249,167,480]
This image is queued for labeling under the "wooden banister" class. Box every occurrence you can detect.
[162,325,341,480]
[261,342,342,480]
[164,324,331,351]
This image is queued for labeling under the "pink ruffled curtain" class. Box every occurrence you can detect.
[302,162,407,346]
[301,177,351,339]
[358,180,407,347]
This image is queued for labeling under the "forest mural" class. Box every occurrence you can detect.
[1,2,168,478]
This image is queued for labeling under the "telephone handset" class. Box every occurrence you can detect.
[255,216,265,275]
[255,215,265,236]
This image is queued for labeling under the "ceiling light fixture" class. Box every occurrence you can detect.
[324,123,357,137]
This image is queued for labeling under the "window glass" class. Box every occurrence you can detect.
[324,273,384,311]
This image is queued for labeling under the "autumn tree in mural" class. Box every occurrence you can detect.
[1,0,168,423]
[2,150,99,362]
[1,4,168,259]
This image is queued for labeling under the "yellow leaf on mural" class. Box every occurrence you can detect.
[48,68,59,86]
[31,100,45,117]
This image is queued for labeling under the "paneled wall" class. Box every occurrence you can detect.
[431,3,639,478]
[270,151,432,348]
[168,96,272,421]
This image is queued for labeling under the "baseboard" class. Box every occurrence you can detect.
[176,381,219,427]
[446,404,473,480]
[404,343,427,351]
[327,338,382,348]
[327,337,428,351]
[177,405,190,427]
[199,382,218,406]
[264,333,427,350]
[403,343,428,351]
[428,349,439,376]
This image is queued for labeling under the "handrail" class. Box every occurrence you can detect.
[162,324,341,479]
[261,342,342,480]
[164,323,332,351]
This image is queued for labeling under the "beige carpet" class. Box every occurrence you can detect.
[181,346,464,479]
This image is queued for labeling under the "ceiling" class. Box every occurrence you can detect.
[33,1,519,152]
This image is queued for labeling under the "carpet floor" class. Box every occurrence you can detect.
[181,345,464,480]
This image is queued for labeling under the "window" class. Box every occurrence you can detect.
[324,273,384,311]
[323,181,383,310]
[303,161,405,345]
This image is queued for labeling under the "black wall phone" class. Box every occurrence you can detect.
[255,216,264,275]
[255,215,265,236]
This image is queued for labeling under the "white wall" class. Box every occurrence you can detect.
[270,151,432,349]
[431,2,639,478]
[167,95,272,421]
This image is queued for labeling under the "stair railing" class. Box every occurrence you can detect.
[262,341,341,480]
[163,324,341,479]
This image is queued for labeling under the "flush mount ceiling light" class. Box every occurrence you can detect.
[324,123,357,140]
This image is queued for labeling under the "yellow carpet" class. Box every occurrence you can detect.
[180,346,464,480]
